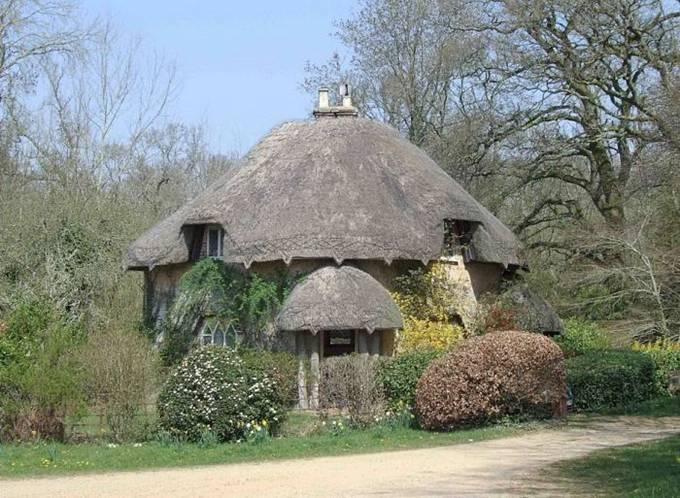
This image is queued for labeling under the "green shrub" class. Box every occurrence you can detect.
[632,340,680,397]
[555,318,609,356]
[0,298,86,442]
[239,348,298,407]
[378,348,442,408]
[79,328,160,441]
[565,351,657,411]
[415,331,566,431]
[157,347,285,443]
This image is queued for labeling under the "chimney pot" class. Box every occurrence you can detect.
[318,88,329,109]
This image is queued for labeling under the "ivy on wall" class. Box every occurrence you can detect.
[391,263,465,353]
[159,258,298,366]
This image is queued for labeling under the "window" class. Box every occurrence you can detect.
[442,219,473,257]
[207,227,224,258]
[200,318,239,348]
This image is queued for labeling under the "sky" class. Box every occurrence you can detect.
[79,0,357,153]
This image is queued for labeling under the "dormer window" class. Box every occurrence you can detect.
[207,226,224,258]
[443,219,473,257]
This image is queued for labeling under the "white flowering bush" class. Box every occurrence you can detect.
[157,347,285,443]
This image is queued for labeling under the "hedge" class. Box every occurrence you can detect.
[565,350,656,411]
[377,348,442,408]
[415,331,566,430]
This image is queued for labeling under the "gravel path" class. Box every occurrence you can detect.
[4,416,680,498]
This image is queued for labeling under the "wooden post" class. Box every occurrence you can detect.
[309,332,320,410]
[358,330,369,356]
[368,331,380,357]
[296,331,308,409]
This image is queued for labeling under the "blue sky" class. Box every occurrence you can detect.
[80,0,357,153]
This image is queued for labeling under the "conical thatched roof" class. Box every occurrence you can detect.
[276,265,403,333]
[126,117,522,270]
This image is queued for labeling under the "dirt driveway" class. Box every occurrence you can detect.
[4,416,680,498]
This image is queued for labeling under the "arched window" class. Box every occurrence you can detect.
[200,318,239,349]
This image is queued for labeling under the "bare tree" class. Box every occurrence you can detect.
[0,0,86,102]
[457,0,680,228]
[572,215,680,338]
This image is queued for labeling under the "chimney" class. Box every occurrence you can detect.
[313,83,358,118]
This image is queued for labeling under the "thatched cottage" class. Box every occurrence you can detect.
[126,89,558,408]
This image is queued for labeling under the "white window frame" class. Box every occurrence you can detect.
[207,226,224,258]
[200,318,239,349]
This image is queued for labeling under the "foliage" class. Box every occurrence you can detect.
[632,339,680,397]
[159,259,295,366]
[377,348,442,408]
[552,435,680,498]
[398,319,464,352]
[0,297,86,442]
[79,328,160,442]
[415,331,566,431]
[555,318,609,357]
[238,348,299,408]
[159,259,244,365]
[319,354,385,428]
[392,264,466,352]
[565,351,657,412]
[157,347,285,443]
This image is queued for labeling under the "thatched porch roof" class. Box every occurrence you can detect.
[276,265,403,333]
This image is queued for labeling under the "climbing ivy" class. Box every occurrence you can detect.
[159,259,298,366]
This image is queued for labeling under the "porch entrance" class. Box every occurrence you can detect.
[323,330,355,357]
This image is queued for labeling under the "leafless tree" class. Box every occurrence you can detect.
[456,0,679,228]
[0,0,86,102]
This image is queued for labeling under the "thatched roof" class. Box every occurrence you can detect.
[126,116,523,270]
[502,285,564,335]
[276,265,403,333]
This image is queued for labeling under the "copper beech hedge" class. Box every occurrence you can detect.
[415,331,567,431]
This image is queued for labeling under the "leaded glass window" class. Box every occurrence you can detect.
[200,318,239,349]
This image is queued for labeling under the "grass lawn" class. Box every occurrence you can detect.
[598,396,680,417]
[550,435,680,497]
[0,418,552,479]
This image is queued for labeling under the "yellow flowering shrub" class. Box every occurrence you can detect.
[392,263,466,353]
[398,318,464,352]
[632,339,680,352]
[632,339,680,396]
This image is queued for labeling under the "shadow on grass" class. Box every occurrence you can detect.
[545,435,680,498]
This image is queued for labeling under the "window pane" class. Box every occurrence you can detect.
[208,229,218,257]
[225,323,237,348]
[202,334,212,346]
[214,329,224,347]
[218,229,224,257]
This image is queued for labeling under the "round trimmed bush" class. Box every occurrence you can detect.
[565,350,656,411]
[157,347,285,442]
[415,331,566,431]
[378,348,442,408]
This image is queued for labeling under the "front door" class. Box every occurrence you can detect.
[323,330,355,357]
